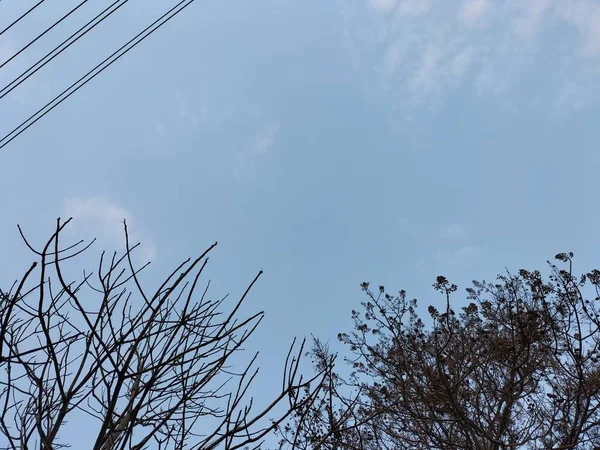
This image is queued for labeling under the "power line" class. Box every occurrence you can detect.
[0,0,46,36]
[1,0,128,97]
[0,0,130,100]
[0,0,90,70]
[0,0,199,150]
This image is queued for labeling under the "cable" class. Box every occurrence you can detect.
[0,0,128,100]
[0,0,90,70]
[0,0,46,36]
[0,0,198,150]
[0,0,130,100]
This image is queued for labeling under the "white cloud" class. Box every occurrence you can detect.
[458,0,490,25]
[370,0,396,13]
[63,196,156,262]
[410,44,443,97]
[440,224,467,239]
[343,0,600,119]
[234,122,280,179]
[555,1,600,56]
[147,92,207,151]
[512,0,551,36]
[396,0,430,16]
[370,0,430,15]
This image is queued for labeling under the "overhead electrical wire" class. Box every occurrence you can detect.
[0,0,199,150]
[0,0,131,100]
[0,0,46,36]
[0,0,90,70]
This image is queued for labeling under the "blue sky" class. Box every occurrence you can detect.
[2,0,600,445]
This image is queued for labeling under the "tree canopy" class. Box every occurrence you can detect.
[280,253,600,450]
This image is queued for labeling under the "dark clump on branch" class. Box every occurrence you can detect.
[0,218,331,450]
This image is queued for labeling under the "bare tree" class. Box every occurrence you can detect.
[280,253,600,450]
[0,218,329,450]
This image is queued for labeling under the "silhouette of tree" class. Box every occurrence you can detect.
[0,218,330,450]
[279,253,600,450]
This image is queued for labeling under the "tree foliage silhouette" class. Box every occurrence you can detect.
[279,253,600,450]
[0,218,329,450]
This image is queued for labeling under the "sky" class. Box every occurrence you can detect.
[2,0,600,446]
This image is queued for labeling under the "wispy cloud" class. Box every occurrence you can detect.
[512,0,550,37]
[458,0,490,25]
[556,1,600,56]
[253,122,280,155]
[155,123,166,137]
[147,91,207,151]
[439,224,467,239]
[343,0,600,117]
[172,91,201,128]
[63,196,156,262]
[370,0,396,13]
[435,245,483,266]
[234,121,280,178]
[371,0,430,15]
